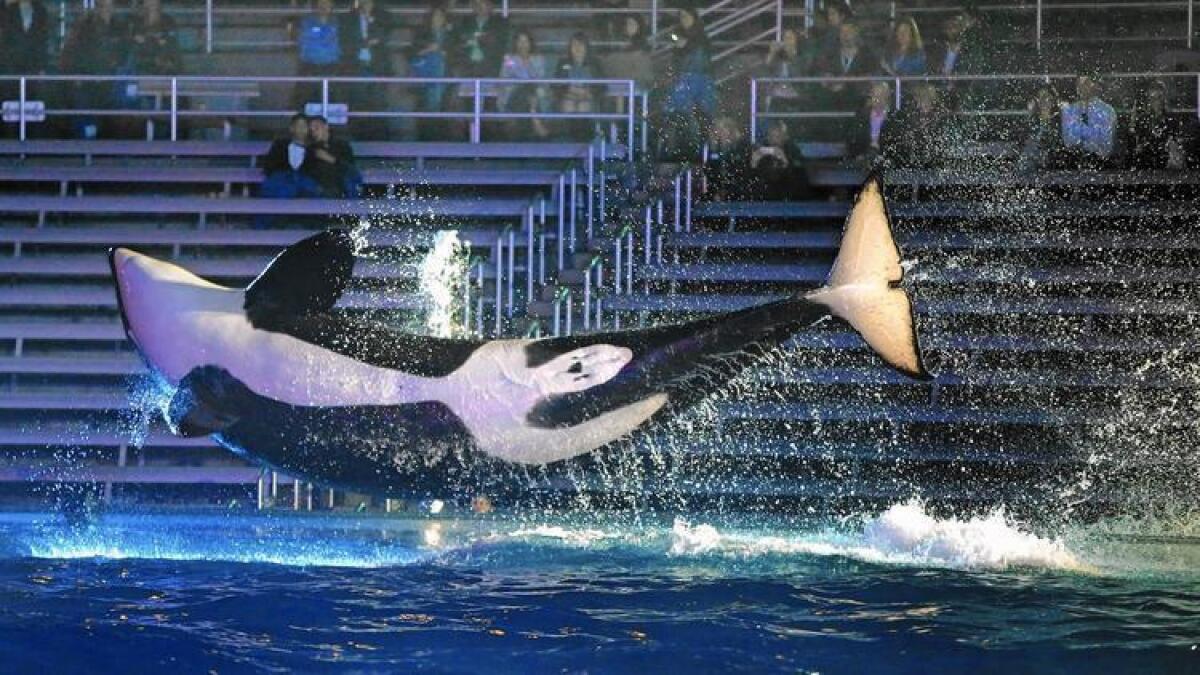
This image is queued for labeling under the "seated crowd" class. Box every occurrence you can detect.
[34,0,703,146]
[730,1,1200,200]
[2,0,1197,206]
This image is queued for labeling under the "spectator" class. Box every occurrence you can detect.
[763,28,813,112]
[703,115,752,202]
[59,0,124,138]
[752,121,793,170]
[818,22,877,109]
[602,15,654,101]
[661,7,715,156]
[305,115,362,197]
[751,121,810,200]
[664,7,715,118]
[1127,81,1198,170]
[816,3,849,56]
[498,30,551,140]
[556,32,603,140]
[881,17,926,77]
[261,113,322,199]
[411,3,452,133]
[340,0,393,138]
[1019,84,1067,171]
[341,0,392,77]
[60,0,123,74]
[1,0,50,74]
[596,0,630,41]
[129,0,181,75]
[929,12,976,78]
[880,82,948,167]
[850,80,892,160]
[294,0,342,108]
[1061,75,1116,168]
[451,0,510,79]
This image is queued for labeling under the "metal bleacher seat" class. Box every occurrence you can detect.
[0,140,613,165]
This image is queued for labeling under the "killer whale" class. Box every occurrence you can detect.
[109,176,928,499]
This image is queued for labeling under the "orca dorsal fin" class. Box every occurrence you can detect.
[244,229,356,321]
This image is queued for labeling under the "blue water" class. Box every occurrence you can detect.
[0,507,1196,674]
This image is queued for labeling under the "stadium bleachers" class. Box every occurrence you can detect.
[0,0,1197,511]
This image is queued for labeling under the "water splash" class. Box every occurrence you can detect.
[417,230,468,338]
[669,501,1083,572]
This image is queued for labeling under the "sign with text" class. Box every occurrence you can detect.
[2,100,45,123]
[304,102,349,125]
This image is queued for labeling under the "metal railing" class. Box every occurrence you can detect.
[1,74,641,154]
[63,0,1193,58]
[65,0,783,55]
[750,71,1200,141]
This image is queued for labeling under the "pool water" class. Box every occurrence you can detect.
[0,504,1196,674]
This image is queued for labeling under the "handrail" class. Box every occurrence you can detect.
[750,71,1200,140]
[583,253,604,331]
[551,286,572,336]
[707,0,776,39]
[1,74,640,154]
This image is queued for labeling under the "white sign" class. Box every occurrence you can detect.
[304,102,349,125]
[2,100,45,123]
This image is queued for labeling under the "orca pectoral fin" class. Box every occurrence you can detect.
[244,229,356,324]
[166,366,250,437]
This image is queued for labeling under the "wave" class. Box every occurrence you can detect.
[2,503,1196,576]
[669,501,1086,572]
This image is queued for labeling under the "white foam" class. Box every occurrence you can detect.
[508,525,612,546]
[669,518,722,555]
[667,501,1085,572]
[857,501,1082,570]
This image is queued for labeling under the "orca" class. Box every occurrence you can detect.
[108,177,928,499]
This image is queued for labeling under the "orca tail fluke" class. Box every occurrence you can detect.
[805,175,931,380]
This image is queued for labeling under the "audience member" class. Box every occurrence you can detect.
[261,113,322,199]
[59,0,124,138]
[305,115,362,197]
[129,0,180,75]
[763,28,813,112]
[341,0,393,77]
[816,3,849,56]
[751,122,810,200]
[60,0,123,74]
[602,16,654,98]
[818,22,876,109]
[661,7,715,156]
[411,3,452,129]
[881,17,926,77]
[929,12,976,78]
[1019,84,1067,171]
[880,82,948,167]
[556,32,603,140]
[850,80,892,160]
[703,115,752,201]
[498,29,551,140]
[1060,75,1116,168]
[451,0,510,79]
[340,0,393,138]
[664,8,715,119]
[1,0,50,75]
[752,122,793,170]
[294,0,342,107]
[1127,81,1198,170]
[596,0,630,41]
